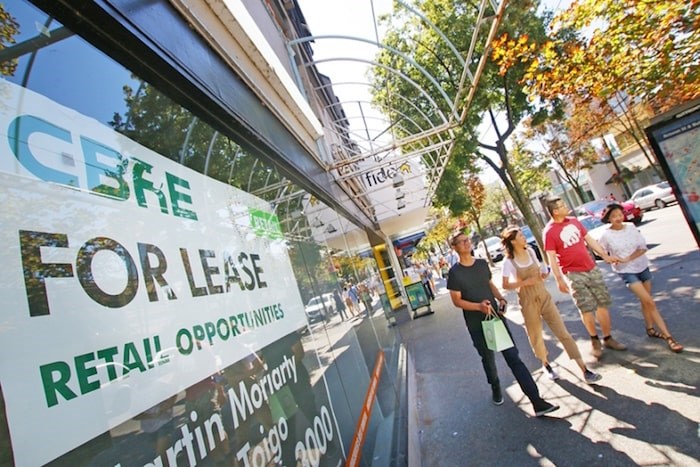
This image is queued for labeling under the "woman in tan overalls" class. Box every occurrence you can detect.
[500,226,602,384]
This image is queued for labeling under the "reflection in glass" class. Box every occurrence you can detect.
[0,1,404,465]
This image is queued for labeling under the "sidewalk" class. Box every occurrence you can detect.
[399,250,700,466]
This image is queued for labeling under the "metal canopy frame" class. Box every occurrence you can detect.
[281,0,508,232]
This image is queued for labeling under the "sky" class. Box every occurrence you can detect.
[7,1,134,126]
[295,0,394,146]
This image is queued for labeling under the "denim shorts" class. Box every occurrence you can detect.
[618,267,652,285]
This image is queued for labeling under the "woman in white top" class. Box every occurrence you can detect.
[598,204,683,352]
[500,226,601,384]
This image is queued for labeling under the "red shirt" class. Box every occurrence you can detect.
[543,217,595,273]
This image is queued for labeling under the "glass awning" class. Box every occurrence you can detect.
[282,0,507,240]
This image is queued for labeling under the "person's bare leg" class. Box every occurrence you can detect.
[581,312,602,357]
[629,281,673,337]
[629,281,655,329]
[580,311,598,336]
[595,307,612,336]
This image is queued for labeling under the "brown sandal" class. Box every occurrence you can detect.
[666,336,683,353]
[646,327,664,339]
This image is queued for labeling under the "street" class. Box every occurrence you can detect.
[636,204,697,260]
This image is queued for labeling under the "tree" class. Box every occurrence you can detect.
[599,95,663,179]
[416,208,460,258]
[461,176,500,265]
[109,82,264,189]
[479,183,510,231]
[501,0,699,180]
[547,0,699,104]
[108,79,341,301]
[516,1,699,107]
[462,176,486,230]
[507,139,552,202]
[371,0,552,242]
[0,5,19,77]
[525,117,597,203]
[108,79,313,225]
[334,253,375,284]
[287,240,340,302]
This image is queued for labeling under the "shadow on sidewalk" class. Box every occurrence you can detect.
[557,380,700,462]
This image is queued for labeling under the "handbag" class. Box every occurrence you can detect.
[481,312,514,351]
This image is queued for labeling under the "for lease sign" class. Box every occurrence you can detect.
[0,81,306,466]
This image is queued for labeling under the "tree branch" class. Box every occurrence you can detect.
[488,107,502,141]
[478,140,498,153]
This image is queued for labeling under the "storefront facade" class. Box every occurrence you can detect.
[0,1,406,465]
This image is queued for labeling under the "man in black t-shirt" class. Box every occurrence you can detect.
[447,232,558,417]
[333,288,348,321]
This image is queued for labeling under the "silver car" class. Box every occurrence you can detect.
[577,215,608,260]
[304,293,335,323]
[474,236,504,262]
[629,182,676,211]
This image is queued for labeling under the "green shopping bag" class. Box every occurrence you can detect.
[481,313,514,351]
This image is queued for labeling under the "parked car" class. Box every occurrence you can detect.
[304,293,335,323]
[520,225,543,261]
[577,215,608,259]
[628,181,677,211]
[474,236,504,262]
[574,199,643,225]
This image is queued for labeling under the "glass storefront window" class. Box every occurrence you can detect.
[0,1,402,466]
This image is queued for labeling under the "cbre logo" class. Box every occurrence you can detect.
[6,115,198,220]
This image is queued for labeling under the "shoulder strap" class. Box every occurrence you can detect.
[527,247,538,264]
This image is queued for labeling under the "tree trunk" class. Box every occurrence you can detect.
[494,144,548,262]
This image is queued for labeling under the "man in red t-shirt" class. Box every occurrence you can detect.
[543,198,626,358]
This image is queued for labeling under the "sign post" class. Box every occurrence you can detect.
[404,282,433,319]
